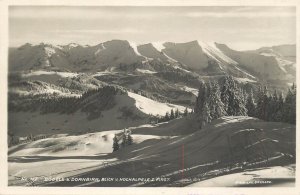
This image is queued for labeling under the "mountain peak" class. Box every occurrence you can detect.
[67,43,80,48]
[214,43,231,51]
[151,42,166,52]
[9,40,294,82]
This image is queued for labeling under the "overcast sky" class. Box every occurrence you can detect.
[9,6,296,50]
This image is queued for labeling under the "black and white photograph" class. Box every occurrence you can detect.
[1,1,298,193]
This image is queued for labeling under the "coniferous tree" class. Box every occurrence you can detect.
[246,88,256,117]
[170,109,175,119]
[225,76,247,116]
[223,76,235,115]
[175,108,179,118]
[221,76,231,112]
[194,81,210,128]
[164,111,170,121]
[207,81,226,119]
[267,90,278,121]
[206,81,212,99]
[194,81,207,114]
[273,92,284,122]
[283,84,296,124]
[121,129,127,147]
[256,86,268,120]
[263,86,270,119]
[112,134,119,152]
[201,102,212,128]
[241,89,248,109]
[194,77,295,125]
[232,93,248,116]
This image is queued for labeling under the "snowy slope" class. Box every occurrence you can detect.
[128,42,143,56]
[9,88,192,136]
[136,68,157,74]
[234,77,257,83]
[177,85,199,96]
[258,49,295,73]
[197,41,237,65]
[24,70,78,78]
[152,42,179,63]
[128,92,189,116]
[8,116,295,187]
[9,41,293,83]
[8,129,164,157]
[216,43,287,80]
[152,42,166,52]
[188,165,295,187]
[44,46,56,57]
[128,42,155,64]
[67,43,80,49]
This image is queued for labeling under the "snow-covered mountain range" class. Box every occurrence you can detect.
[8,40,296,135]
[9,40,295,82]
[8,40,296,187]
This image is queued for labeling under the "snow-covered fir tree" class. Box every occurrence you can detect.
[201,102,212,128]
[194,81,207,114]
[255,86,269,120]
[220,76,231,112]
[267,90,278,121]
[246,88,256,117]
[207,81,226,119]
[194,77,296,127]
[224,76,247,116]
[273,92,284,122]
[283,84,296,124]
[237,87,248,115]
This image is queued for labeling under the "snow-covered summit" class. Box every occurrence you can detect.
[197,41,238,65]
[9,40,294,82]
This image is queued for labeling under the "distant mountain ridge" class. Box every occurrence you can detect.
[9,40,295,82]
[246,44,296,78]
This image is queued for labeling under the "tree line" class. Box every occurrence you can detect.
[9,85,124,115]
[194,76,296,128]
[148,107,190,124]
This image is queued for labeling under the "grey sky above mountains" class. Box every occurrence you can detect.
[9,6,296,50]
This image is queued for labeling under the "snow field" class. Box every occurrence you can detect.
[127,92,190,116]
